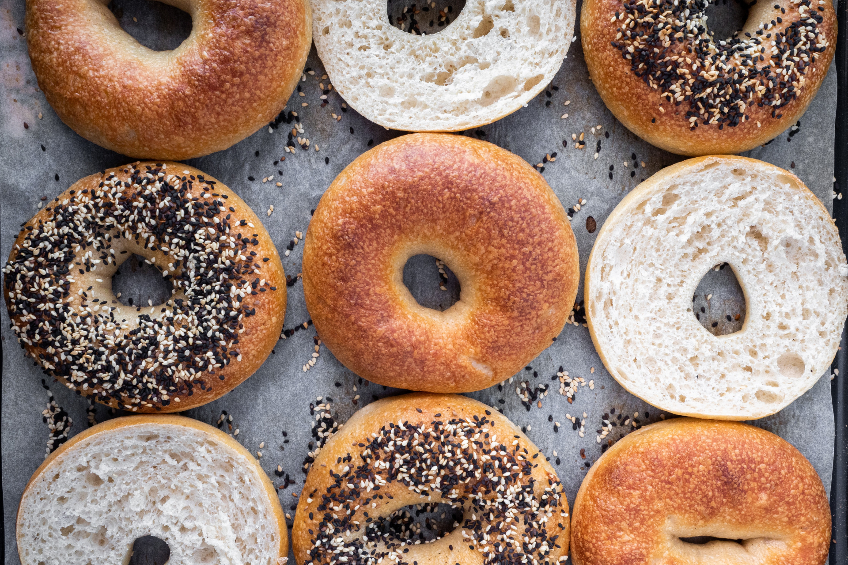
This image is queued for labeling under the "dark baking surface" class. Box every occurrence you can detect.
[829,0,848,560]
[0,0,844,562]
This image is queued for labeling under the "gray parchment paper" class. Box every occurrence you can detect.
[0,0,838,562]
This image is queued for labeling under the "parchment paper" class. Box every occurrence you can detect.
[0,0,838,562]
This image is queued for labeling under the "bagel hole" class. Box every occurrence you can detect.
[128,535,170,565]
[704,0,751,42]
[108,0,192,52]
[112,254,174,308]
[403,254,461,311]
[387,0,466,35]
[367,502,463,544]
[679,536,745,545]
[691,263,746,336]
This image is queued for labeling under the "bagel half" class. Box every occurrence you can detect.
[16,415,288,565]
[311,0,574,131]
[585,156,848,419]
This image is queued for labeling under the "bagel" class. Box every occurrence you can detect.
[293,393,570,565]
[3,162,286,412]
[311,0,575,131]
[302,134,579,393]
[16,415,288,565]
[25,0,311,160]
[581,0,837,155]
[570,418,831,565]
[585,156,848,419]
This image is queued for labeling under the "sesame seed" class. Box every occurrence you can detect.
[609,0,829,128]
[301,408,568,564]
[3,164,281,410]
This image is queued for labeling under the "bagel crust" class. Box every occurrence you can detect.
[25,0,311,160]
[17,415,288,565]
[293,393,570,565]
[571,418,831,565]
[581,0,837,155]
[302,134,580,393]
[3,163,286,412]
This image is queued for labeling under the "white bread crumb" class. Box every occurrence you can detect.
[587,157,848,419]
[312,0,574,131]
[17,422,282,565]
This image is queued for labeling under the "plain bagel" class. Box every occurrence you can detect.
[302,134,580,393]
[570,418,831,565]
[25,0,311,159]
[16,415,288,565]
[3,162,286,412]
[585,156,848,419]
[293,393,570,565]
[311,0,575,131]
[581,0,837,155]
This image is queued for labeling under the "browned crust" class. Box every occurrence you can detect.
[302,134,580,393]
[580,0,837,155]
[25,0,312,160]
[570,418,831,565]
[17,415,288,563]
[4,162,286,412]
[292,393,570,565]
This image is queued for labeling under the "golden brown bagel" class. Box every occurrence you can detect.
[3,162,286,412]
[293,393,570,565]
[25,0,311,160]
[17,415,288,565]
[302,134,580,393]
[571,418,831,565]
[580,0,837,155]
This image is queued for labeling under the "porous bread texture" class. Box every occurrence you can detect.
[312,0,574,131]
[586,156,848,419]
[17,422,283,565]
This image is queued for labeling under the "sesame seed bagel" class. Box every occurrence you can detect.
[311,0,575,132]
[293,393,570,565]
[3,162,286,412]
[17,415,288,565]
[570,418,831,565]
[25,0,311,160]
[581,0,837,155]
[585,156,848,419]
[302,134,579,393]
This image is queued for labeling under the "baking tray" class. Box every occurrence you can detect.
[1,0,846,562]
[828,0,848,560]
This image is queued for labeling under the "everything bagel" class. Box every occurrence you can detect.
[3,162,286,412]
[293,393,570,565]
[581,0,836,154]
[17,416,288,565]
